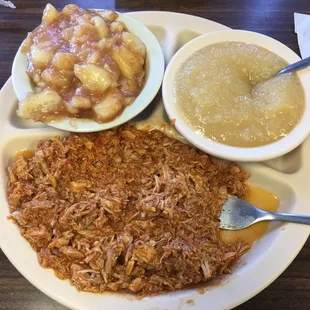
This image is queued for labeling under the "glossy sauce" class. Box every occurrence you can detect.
[13,149,35,161]
[173,42,305,147]
[220,184,279,245]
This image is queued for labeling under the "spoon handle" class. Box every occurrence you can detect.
[276,56,310,76]
[265,211,310,225]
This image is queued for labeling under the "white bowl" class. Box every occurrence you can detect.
[162,29,310,162]
[12,13,165,133]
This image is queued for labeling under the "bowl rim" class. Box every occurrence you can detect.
[11,12,165,133]
[162,29,310,162]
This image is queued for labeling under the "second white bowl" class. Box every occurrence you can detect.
[162,30,310,162]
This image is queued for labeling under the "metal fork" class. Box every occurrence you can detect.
[219,197,310,230]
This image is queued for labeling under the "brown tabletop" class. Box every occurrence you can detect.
[0,1,310,309]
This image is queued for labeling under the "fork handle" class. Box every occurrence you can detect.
[276,56,310,76]
[265,211,310,225]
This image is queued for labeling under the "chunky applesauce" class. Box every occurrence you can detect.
[173,42,305,147]
[18,4,146,123]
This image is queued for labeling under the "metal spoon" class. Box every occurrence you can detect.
[219,197,310,230]
[276,56,310,76]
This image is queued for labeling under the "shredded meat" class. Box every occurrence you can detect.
[7,124,250,296]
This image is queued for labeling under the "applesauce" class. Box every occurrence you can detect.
[173,42,305,147]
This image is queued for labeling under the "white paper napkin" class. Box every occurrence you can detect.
[294,12,310,58]
[0,0,15,8]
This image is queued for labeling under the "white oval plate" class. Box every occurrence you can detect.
[11,12,165,132]
[1,11,310,310]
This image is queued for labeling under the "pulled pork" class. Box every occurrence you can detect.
[7,124,250,296]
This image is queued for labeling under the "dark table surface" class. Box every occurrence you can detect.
[0,0,310,309]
